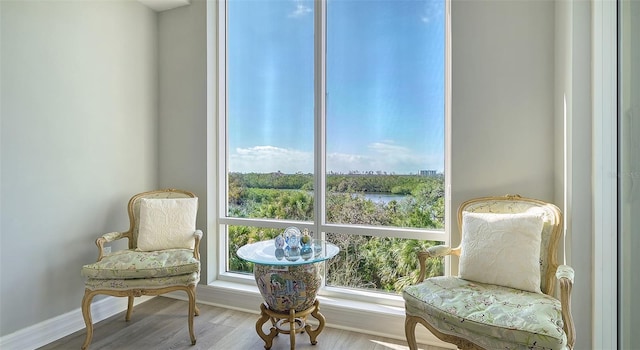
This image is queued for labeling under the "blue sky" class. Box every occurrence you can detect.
[228,0,444,175]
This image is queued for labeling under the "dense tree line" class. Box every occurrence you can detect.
[227,172,445,293]
[229,172,442,195]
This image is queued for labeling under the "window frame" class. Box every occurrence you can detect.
[216,0,452,305]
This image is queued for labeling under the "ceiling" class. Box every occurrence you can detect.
[137,0,190,12]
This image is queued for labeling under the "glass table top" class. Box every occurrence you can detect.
[237,239,339,266]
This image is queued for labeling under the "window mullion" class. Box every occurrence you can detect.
[314,0,327,239]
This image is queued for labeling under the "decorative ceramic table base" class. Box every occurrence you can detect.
[256,300,325,350]
[236,239,339,350]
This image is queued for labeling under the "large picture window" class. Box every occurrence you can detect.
[220,0,448,296]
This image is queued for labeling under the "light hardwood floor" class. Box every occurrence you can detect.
[38,296,446,350]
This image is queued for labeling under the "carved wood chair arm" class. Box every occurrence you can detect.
[557,264,575,349]
[416,245,459,283]
[95,231,130,262]
[193,230,204,260]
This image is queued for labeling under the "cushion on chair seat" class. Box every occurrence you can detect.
[403,276,567,350]
[84,272,199,291]
[81,249,199,279]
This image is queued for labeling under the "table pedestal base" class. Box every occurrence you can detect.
[256,300,325,350]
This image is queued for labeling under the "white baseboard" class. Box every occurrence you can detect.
[0,295,153,350]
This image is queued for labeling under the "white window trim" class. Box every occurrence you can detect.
[210,0,452,322]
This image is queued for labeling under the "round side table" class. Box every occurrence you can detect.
[237,239,339,350]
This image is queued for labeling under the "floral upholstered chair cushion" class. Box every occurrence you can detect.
[81,248,200,279]
[403,195,575,350]
[404,276,567,349]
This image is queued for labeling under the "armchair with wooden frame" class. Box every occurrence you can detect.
[403,195,575,350]
[80,189,203,350]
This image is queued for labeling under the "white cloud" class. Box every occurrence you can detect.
[368,141,412,155]
[421,0,444,24]
[330,141,442,174]
[326,152,373,173]
[289,1,312,18]
[231,141,443,175]
[231,146,313,173]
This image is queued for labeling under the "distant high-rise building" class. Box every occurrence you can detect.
[419,170,437,176]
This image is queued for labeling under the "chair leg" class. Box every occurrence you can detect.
[405,315,419,350]
[125,296,134,322]
[187,285,197,345]
[81,290,95,350]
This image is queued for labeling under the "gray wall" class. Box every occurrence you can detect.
[157,0,209,281]
[450,0,556,241]
[0,0,158,336]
